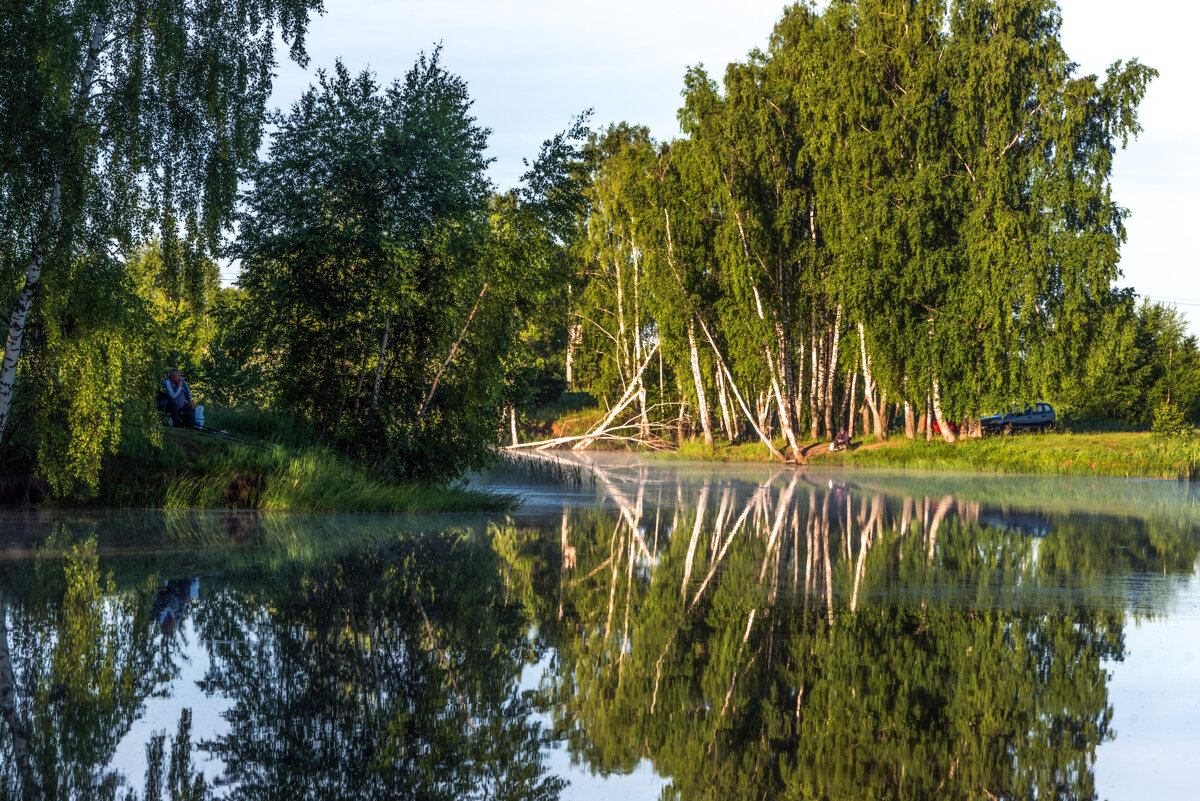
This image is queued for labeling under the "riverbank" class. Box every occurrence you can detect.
[669,431,1200,480]
[3,408,511,513]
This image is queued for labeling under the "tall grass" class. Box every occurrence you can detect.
[654,430,1200,480]
[835,431,1200,480]
[95,411,512,513]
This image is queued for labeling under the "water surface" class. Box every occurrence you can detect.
[1,455,1198,799]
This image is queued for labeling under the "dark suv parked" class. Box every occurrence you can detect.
[981,402,1055,434]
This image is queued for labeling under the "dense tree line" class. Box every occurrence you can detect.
[563,0,1193,456]
[5,0,1196,498]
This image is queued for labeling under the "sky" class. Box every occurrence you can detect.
[249,0,1200,331]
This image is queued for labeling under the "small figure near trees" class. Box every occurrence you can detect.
[159,368,202,427]
[831,428,851,452]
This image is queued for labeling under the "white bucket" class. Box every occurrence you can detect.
[194,405,205,427]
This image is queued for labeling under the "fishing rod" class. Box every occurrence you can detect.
[189,424,273,450]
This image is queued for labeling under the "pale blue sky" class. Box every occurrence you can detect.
[250,1,1200,331]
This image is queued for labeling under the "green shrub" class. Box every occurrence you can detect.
[1152,401,1194,441]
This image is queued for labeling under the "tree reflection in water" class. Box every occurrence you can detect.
[0,525,563,801]
[0,465,1197,800]
[494,460,1200,800]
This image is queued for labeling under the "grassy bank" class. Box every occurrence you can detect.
[669,430,1200,480]
[35,408,512,513]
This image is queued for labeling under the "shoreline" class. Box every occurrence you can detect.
[646,431,1200,481]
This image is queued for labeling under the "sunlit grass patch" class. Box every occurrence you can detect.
[93,413,512,513]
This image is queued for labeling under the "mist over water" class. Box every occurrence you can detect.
[2,456,1198,799]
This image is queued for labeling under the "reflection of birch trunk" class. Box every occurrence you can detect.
[850,494,883,612]
[619,534,635,677]
[822,491,834,625]
[803,489,815,613]
[927,495,954,563]
[758,477,798,582]
[0,589,33,791]
[689,486,760,612]
[718,609,758,720]
[604,522,625,640]
[416,596,475,734]
[561,508,575,570]
[681,484,710,597]
[710,488,731,560]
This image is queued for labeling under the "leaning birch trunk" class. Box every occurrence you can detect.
[715,365,735,443]
[572,344,659,450]
[904,400,916,440]
[632,248,650,440]
[858,323,885,440]
[931,373,956,443]
[751,288,801,460]
[694,316,784,460]
[687,322,713,446]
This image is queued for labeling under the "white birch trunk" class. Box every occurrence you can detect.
[931,373,956,443]
[715,364,735,443]
[694,316,784,460]
[858,322,884,439]
[824,304,842,436]
[572,344,658,450]
[371,312,392,409]
[847,369,858,438]
[687,321,713,446]
[809,324,820,439]
[0,589,33,792]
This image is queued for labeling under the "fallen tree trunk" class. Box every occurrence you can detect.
[572,344,659,450]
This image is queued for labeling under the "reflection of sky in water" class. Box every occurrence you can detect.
[1098,572,1200,801]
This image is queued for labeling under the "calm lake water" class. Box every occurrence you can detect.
[2,454,1198,800]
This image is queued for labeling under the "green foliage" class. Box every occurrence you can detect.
[1152,401,1194,441]
[234,55,587,482]
[1,0,321,495]
[562,0,1158,452]
[17,254,157,498]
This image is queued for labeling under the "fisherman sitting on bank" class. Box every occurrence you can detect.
[158,368,203,427]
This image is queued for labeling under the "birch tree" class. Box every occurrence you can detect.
[0,0,323,446]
